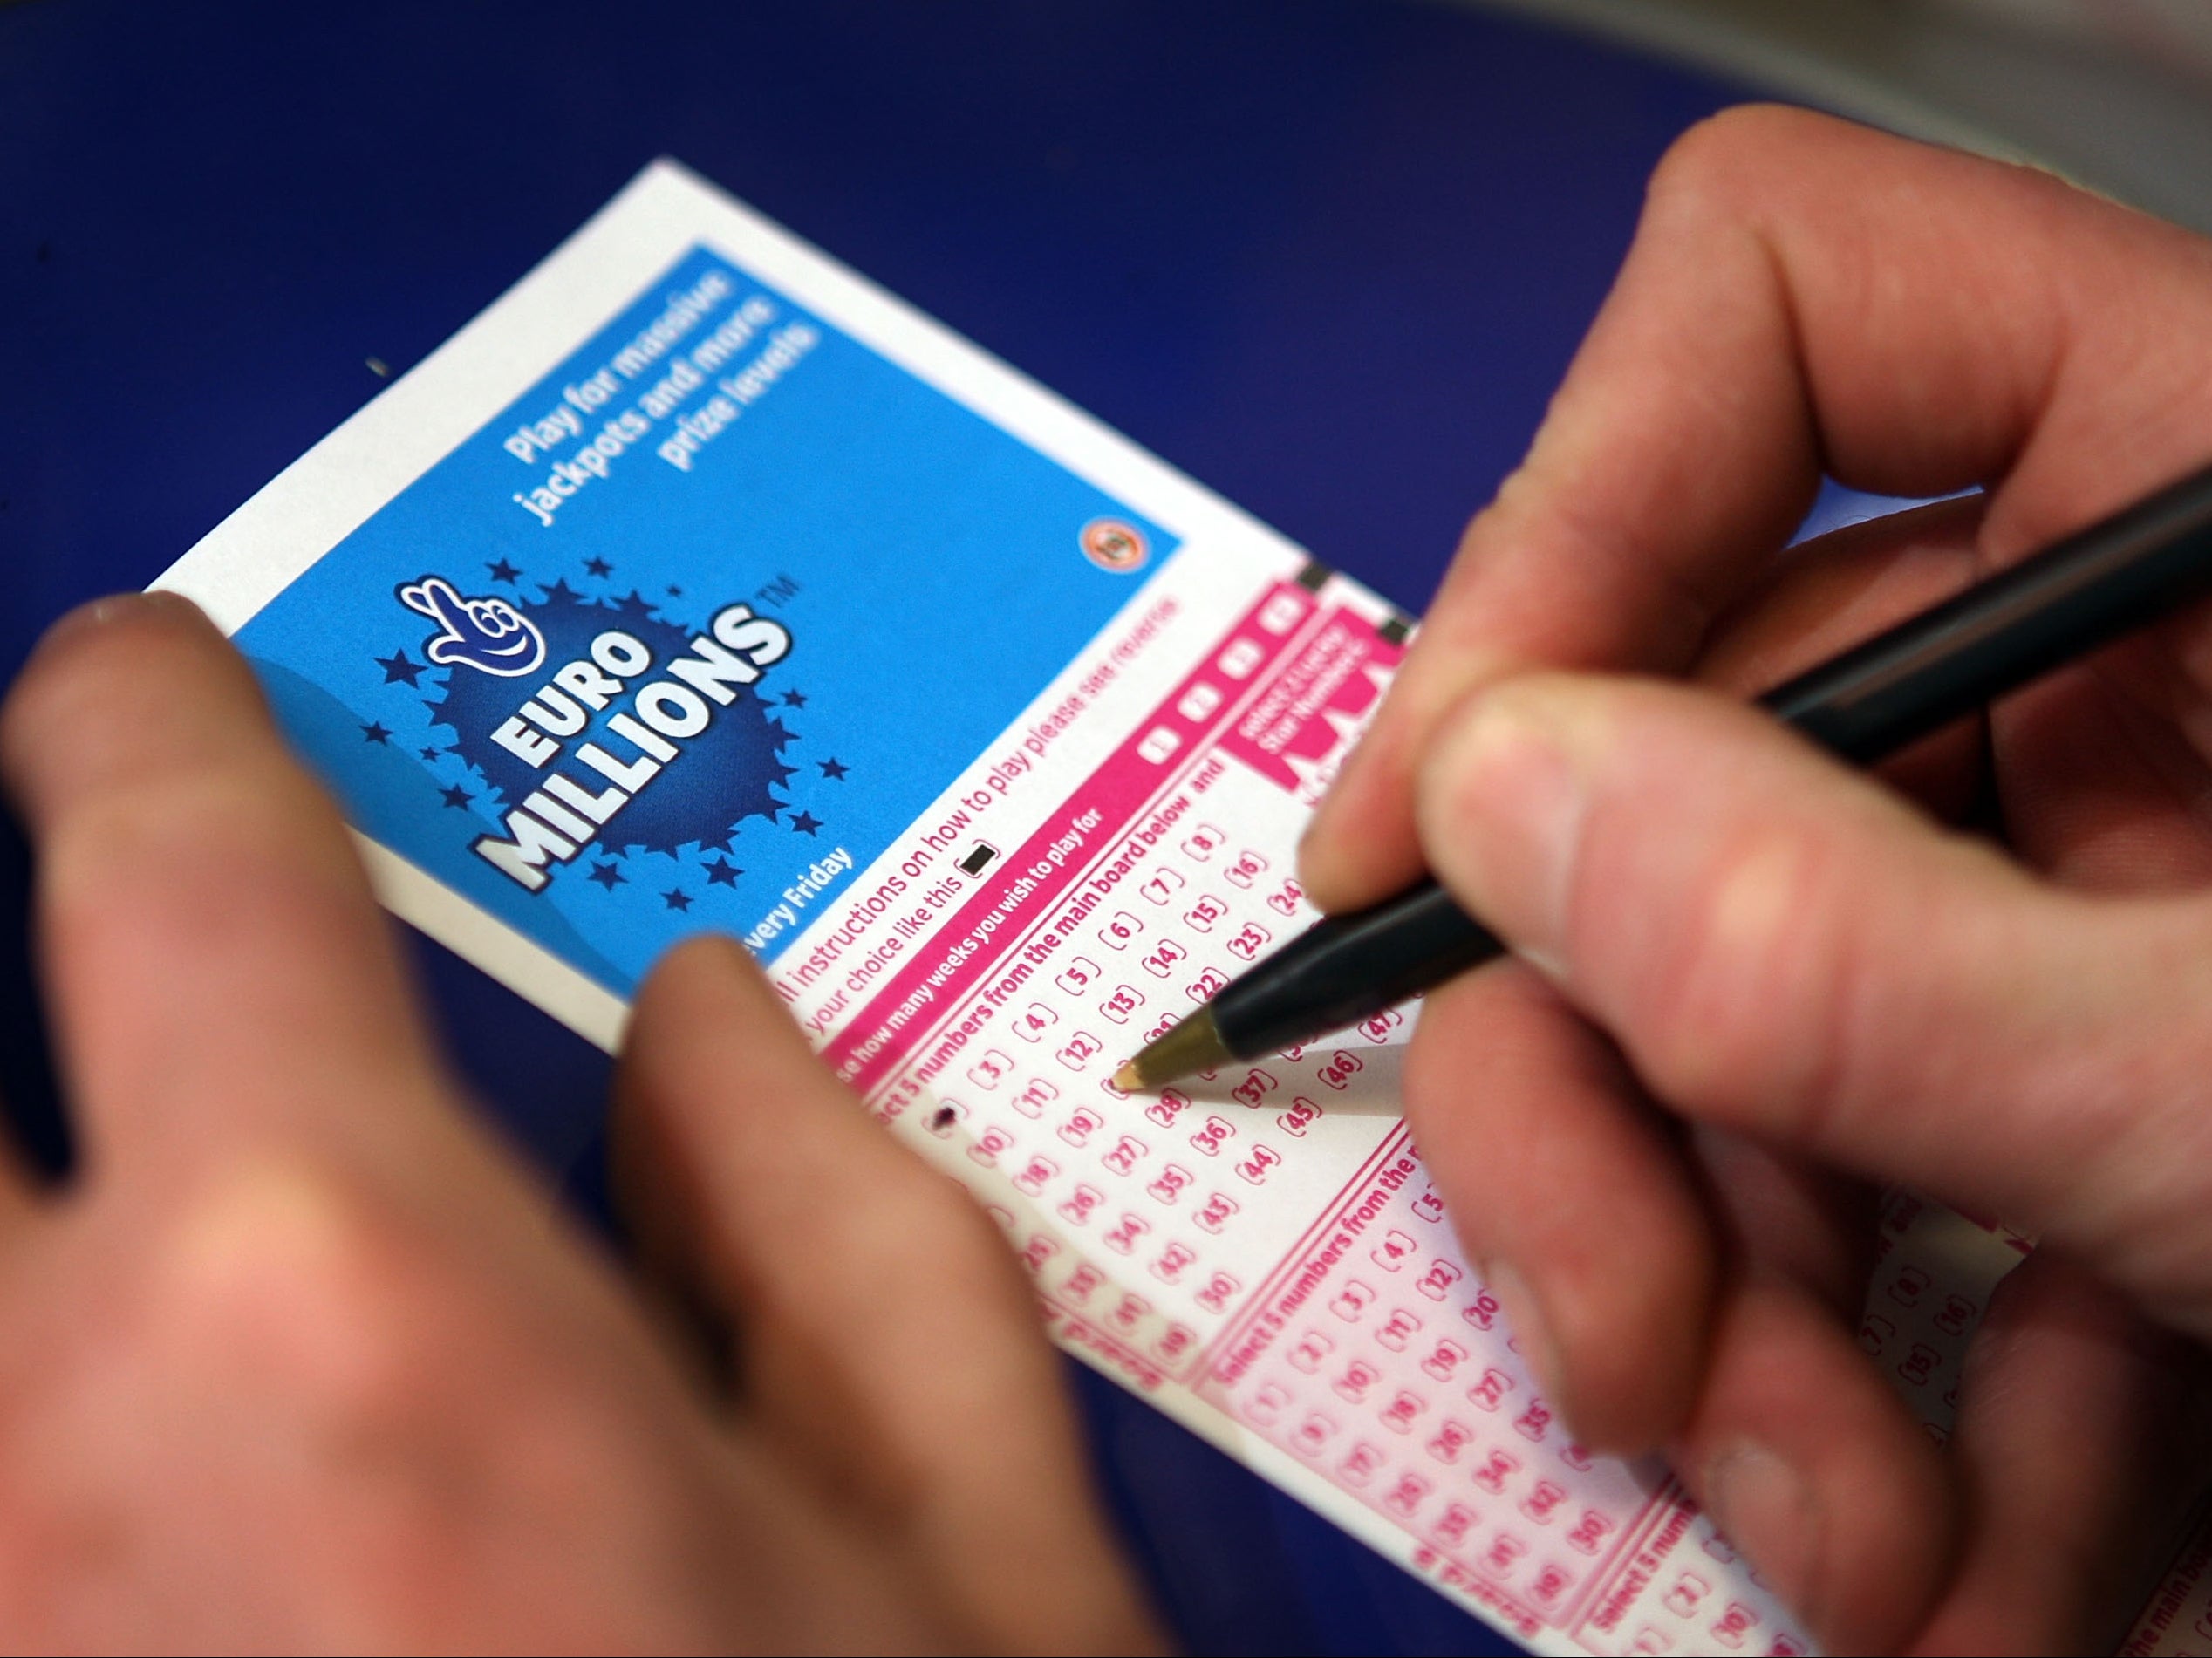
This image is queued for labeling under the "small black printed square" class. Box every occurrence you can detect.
[959,842,999,877]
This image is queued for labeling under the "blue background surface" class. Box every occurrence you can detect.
[0,3,1765,1649]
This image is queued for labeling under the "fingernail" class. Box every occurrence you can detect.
[1419,682,1596,969]
[1485,1260,1567,1411]
[1704,1442,1820,1618]
[41,590,191,648]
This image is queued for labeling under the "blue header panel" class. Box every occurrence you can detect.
[237,245,1174,991]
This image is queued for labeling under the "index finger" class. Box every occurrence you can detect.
[1301,103,2212,911]
[0,595,457,1179]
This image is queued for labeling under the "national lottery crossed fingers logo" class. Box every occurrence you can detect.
[231,242,1176,995]
[399,577,547,677]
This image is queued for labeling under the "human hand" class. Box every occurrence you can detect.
[1301,106,2212,1653]
[0,593,1159,1653]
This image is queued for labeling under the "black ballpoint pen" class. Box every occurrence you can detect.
[1115,458,2212,1091]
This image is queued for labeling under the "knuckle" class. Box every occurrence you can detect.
[155,1158,457,1429]
[1628,823,1855,1133]
[153,1161,689,1567]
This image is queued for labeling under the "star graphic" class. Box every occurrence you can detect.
[666,583,684,597]
[440,784,473,809]
[420,746,445,762]
[361,722,393,746]
[541,577,584,606]
[584,556,613,577]
[789,809,823,836]
[378,650,425,686]
[487,557,522,585]
[662,888,693,912]
[587,861,625,890]
[782,689,809,710]
[818,757,850,781]
[703,857,742,887]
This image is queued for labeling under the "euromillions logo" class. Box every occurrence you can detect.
[398,577,548,677]
[384,568,822,895]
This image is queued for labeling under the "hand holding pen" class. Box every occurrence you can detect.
[1280,108,2212,1654]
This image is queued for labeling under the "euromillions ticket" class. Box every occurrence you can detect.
[153,161,2201,1657]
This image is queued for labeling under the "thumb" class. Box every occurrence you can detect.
[1414,672,2212,1323]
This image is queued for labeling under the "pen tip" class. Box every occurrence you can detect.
[1115,1008,1233,1092]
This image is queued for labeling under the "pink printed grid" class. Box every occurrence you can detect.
[822,580,1355,1096]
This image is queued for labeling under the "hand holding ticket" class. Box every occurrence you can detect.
[0,595,1157,1650]
[19,102,2194,1655]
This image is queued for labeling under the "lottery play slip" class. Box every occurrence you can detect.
[154,163,2197,1657]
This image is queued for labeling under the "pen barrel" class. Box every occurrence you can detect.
[1210,880,1501,1059]
[1760,464,2212,762]
[1194,461,2212,1073]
